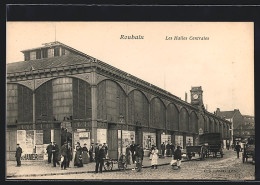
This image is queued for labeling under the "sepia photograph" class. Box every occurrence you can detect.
[6,21,254,180]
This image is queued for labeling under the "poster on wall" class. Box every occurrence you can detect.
[74,131,91,149]
[26,130,35,154]
[143,132,156,150]
[17,130,26,153]
[186,136,193,146]
[118,130,135,154]
[175,135,183,148]
[161,134,171,144]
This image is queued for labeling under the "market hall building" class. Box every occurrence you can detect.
[6,41,232,161]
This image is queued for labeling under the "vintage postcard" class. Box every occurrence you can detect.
[6,22,254,180]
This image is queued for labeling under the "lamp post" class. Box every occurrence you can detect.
[119,114,124,156]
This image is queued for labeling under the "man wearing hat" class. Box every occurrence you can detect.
[94,143,99,162]
[89,143,94,162]
[52,141,60,167]
[95,144,106,173]
[15,144,22,167]
[135,144,144,172]
[46,142,53,164]
[60,142,68,170]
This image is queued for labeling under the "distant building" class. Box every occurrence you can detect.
[241,115,255,141]
[6,41,231,161]
[215,108,254,145]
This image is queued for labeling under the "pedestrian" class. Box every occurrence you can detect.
[135,144,144,172]
[15,144,22,167]
[52,141,60,167]
[126,145,131,165]
[166,143,171,156]
[151,146,159,169]
[95,144,106,173]
[174,146,182,169]
[82,143,89,164]
[60,142,68,170]
[103,143,108,158]
[170,143,175,156]
[89,143,94,162]
[130,141,136,164]
[94,143,99,162]
[235,142,241,158]
[76,142,82,153]
[74,145,83,167]
[46,142,53,164]
[67,142,73,168]
[161,142,165,157]
[227,143,230,150]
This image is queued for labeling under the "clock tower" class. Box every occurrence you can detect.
[190,86,204,106]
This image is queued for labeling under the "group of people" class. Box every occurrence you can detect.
[150,144,182,169]
[160,142,175,157]
[125,143,144,172]
[46,141,109,170]
[46,141,73,169]
[15,140,182,171]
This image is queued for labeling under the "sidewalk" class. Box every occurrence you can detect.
[6,155,198,178]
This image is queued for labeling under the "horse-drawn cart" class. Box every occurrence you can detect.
[242,138,255,164]
[199,133,223,158]
[186,133,223,160]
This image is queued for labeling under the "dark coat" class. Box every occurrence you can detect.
[94,146,99,160]
[235,144,241,152]
[67,145,73,160]
[166,144,171,150]
[96,147,106,161]
[130,144,136,153]
[174,149,182,160]
[161,144,165,151]
[135,146,144,158]
[46,144,53,154]
[52,144,60,158]
[15,147,22,158]
[60,144,68,156]
[82,146,88,152]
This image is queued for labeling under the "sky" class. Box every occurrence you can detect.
[6,22,254,116]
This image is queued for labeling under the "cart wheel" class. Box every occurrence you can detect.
[104,160,113,171]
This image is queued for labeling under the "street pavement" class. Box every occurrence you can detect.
[6,149,255,180]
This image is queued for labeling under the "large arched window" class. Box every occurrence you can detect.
[166,103,179,131]
[190,112,198,133]
[35,80,53,122]
[179,107,189,132]
[52,77,73,121]
[97,80,126,122]
[128,90,149,127]
[150,98,166,129]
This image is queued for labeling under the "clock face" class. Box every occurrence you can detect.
[193,94,199,100]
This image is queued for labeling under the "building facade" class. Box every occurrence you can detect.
[6,41,231,160]
[215,108,255,146]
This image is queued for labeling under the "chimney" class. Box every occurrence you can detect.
[206,104,208,111]
[185,92,187,102]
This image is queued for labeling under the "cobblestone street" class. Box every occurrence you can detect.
[7,149,255,180]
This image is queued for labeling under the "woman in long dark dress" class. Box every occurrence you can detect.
[74,146,83,167]
[82,144,89,164]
